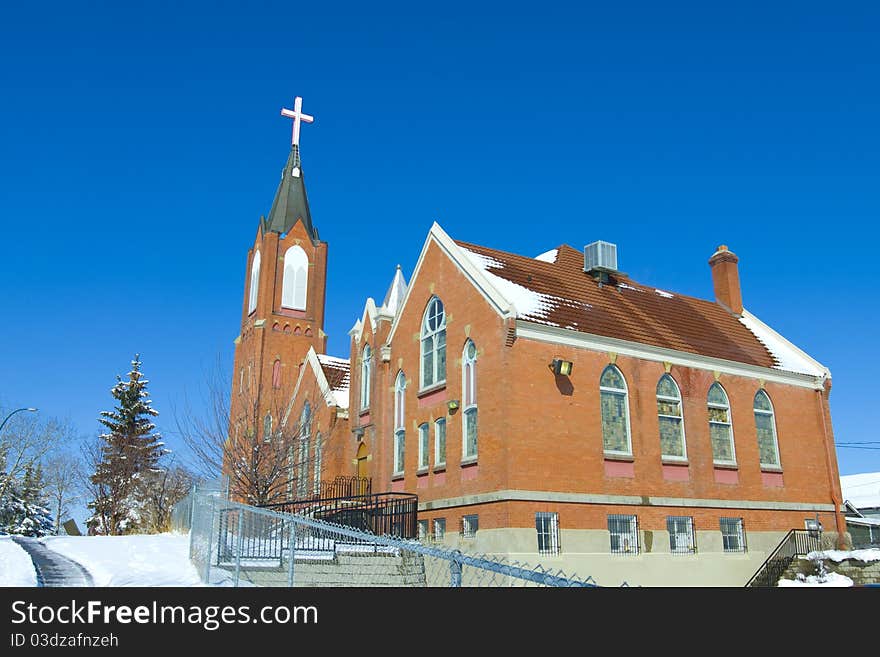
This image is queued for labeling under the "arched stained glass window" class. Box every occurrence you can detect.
[708,383,736,464]
[600,366,631,455]
[657,375,686,460]
[754,390,780,468]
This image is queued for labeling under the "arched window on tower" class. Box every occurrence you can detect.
[248,250,261,315]
[272,360,282,389]
[263,412,272,443]
[281,245,309,311]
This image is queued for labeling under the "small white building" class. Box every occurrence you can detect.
[841,472,880,519]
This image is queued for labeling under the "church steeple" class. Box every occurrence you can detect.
[264,144,318,240]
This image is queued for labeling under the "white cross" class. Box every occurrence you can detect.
[280,96,314,147]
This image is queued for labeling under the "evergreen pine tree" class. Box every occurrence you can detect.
[87,354,166,535]
[14,465,54,537]
[0,465,54,537]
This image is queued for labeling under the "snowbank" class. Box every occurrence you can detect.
[806,548,880,563]
[41,533,203,587]
[0,536,38,587]
[778,572,853,587]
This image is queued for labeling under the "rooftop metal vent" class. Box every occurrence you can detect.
[584,240,618,273]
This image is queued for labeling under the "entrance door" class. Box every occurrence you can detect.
[356,443,369,481]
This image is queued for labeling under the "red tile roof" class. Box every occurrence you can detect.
[316,355,350,393]
[456,240,776,369]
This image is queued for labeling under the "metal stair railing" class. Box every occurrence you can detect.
[745,529,822,587]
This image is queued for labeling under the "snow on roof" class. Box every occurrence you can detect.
[317,354,349,367]
[738,310,827,378]
[461,247,558,319]
[841,472,880,510]
[534,249,558,263]
[316,354,350,409]
[845,516,880,528]
[655,289,675,299]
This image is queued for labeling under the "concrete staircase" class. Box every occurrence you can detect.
[236,550,427,587]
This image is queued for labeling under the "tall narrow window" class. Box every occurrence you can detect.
[754,390,781,468]
[360,344,372,410]
[281,245,308,310]
[263,412,272,443]
[420,297,447,389]
[272,359,282,389]
[418,423,429,470]
[393,372,406,475]
[536,512,560,555]
[600,366,632,455]
[462,340,478,460]
[657,374,686,460]
[297,402,311,498]
[313,432,323,495]
[434,418,446,467]
[708,383,736,465]
[247,250,261,314]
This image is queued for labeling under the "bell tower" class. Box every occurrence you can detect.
[231,96,328,434]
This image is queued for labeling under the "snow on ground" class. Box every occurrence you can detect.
[0,536,38,586]
[41,533,205,587]
[778,572,853,587]
[807,548,880,563]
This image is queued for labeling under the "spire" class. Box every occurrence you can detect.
[382,264,408,316]
[264,144,319,240]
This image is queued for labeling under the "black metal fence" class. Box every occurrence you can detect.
[746,529,822,587]
[263,492,418,540]
[313,476,372,500]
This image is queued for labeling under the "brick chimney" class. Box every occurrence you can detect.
[708,245,743,315]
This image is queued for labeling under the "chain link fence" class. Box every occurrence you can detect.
[172,480,608,587]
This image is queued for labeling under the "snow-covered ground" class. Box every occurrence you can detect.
[0,536,38,586]
[807,548,880,563]
[778,572,854,587]
[40,533,216,587]
[777,548,880,586]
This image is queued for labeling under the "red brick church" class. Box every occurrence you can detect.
[228,98,846,585]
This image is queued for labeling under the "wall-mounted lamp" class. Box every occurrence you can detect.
[447,399,460,413]
[550,358,573,376]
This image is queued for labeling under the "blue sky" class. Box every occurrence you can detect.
[1,1,878,501]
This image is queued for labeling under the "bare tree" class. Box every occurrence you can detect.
[79,437,111,536]
[140,459,196,532]
[173,357,330,507]
[0,410,75,502]
[42,452,83,535]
